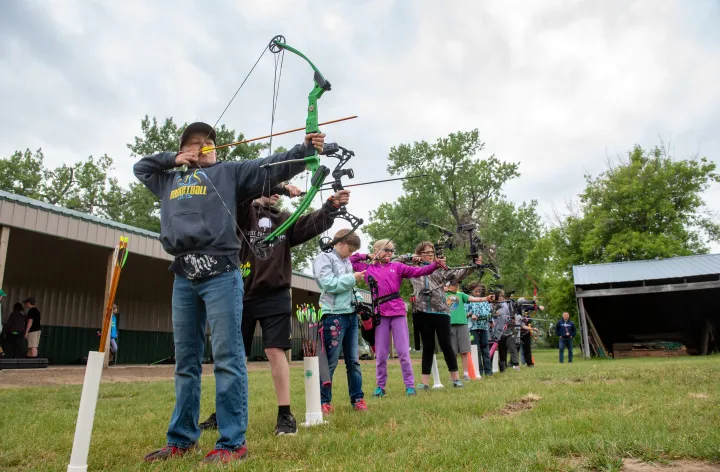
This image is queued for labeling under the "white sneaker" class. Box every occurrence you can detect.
[463,374,470,381]
[512,366,521,371]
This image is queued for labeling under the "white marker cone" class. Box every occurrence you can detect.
[431,354,444,388]
[67,351,105,471]
[471,345,482,379]
[492,351,499,373]
[301,356,326,426]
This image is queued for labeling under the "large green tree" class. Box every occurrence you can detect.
[364,129,540,295]
[527,144,720,320]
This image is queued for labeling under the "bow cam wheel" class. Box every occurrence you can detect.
[269,35,286,53]
[253,239,273,260]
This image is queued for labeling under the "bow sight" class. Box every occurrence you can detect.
[416,219,454,258]
[317,142,364,253]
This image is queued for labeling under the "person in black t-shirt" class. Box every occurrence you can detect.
[23,297,41,358]
[199,184,350,437]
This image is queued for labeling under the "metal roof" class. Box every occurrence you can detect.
[573,253,720,286]
[0,189,160,238]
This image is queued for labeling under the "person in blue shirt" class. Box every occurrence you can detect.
[110,304,119,365]
[465,283,493,377]
[555,312,576,363]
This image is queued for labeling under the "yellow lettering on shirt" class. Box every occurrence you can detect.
[170,186,208,200]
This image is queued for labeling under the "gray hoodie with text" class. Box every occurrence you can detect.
[133,145,308,259]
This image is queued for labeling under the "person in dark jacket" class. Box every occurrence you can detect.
[492,295,520,372]
[555,312,576,363]
[3,303,26,358]
[399,242,483,390]
[199,183,350,437]
[134,120,326,465]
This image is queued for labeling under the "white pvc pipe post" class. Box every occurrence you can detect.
[431,354,444,389]
[492,351,499,373]
[67,351,105,471]
[301,356,326,427]
[471,344,482,379]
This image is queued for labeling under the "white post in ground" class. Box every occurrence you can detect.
[492,351,499,373]
[471,344,482,378]
[67,351,105,471]
[431,354,444,388]
[301,356,326,426]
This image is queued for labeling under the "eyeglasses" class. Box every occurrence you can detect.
[383,248,395,253]
[420,251,435,255]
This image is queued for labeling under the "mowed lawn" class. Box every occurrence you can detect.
[1,350,719,471]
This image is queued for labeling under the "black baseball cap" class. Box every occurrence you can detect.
[180,122,216,149]
[23,296,36,305]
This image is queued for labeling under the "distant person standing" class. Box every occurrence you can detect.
[23,297,41,358]
[110,304,119,365]
[555,312,576,363]
[4,303,26,358]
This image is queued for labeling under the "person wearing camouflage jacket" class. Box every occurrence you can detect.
[396,241,488,389]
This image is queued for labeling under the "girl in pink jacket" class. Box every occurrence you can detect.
[350,239,444,396]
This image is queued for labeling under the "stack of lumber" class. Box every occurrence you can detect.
[612,341,687,359]
[585,314,611,358]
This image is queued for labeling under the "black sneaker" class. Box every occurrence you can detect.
[275,413,297,436]
[199,412,217,431]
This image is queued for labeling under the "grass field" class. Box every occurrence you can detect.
[1,350,719,471]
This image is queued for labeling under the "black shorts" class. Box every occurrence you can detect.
[241,311,292,354]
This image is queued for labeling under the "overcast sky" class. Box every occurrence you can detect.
[1,0,719,253]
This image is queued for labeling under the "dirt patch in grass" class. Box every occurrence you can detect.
[484,393,541,418]
[563,458,720,471]
[0,360,321,388]
[541,377,585,385]
[621,459,720,471]
[687,393,710,399]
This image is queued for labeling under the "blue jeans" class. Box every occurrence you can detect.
[470,329,492,376]
[167,270,247,451]
[320,314,364,405]
[559,338,573,363]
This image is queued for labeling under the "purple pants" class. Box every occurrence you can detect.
[374,315,414,389]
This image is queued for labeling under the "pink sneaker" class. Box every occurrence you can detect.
[353,399,368,411]
[321,403,335,414]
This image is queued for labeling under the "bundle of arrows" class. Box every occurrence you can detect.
[296,303,323,357]
[295,303,331,386]
[99,237,129,352]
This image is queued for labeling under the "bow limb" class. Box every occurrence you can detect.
[252,35,333,257]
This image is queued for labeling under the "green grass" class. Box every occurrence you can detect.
[1,350,719,471]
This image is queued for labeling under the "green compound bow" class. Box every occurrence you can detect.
[253,35,333,258]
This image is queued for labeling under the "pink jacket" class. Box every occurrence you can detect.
[350,253,440,316]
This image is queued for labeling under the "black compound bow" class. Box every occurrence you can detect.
[456,222,501,280]
[316,142,364,252]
